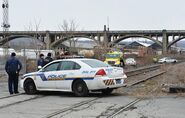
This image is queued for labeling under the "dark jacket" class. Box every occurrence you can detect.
[5,57,22,74]
[44,56,53,65]
[37,58,45,67]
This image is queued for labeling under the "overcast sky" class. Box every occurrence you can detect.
[1,0,185,31]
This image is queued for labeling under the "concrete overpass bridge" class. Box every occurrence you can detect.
[0,29,185,54]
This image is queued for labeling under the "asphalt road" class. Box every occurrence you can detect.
[0,81,184,118]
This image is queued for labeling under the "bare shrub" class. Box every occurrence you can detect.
[93,46,110,61]
[136,55,154,66]
[26,59,37,73]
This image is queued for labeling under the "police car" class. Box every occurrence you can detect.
[20,58,127,96]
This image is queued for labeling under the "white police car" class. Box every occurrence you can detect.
[20,58,127,96]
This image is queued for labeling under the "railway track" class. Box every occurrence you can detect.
[125,64,162,77]
[127,71,165,87]
[0,94,45,109]
[43,97,143,118]
[43,67,162,118]
[43,97,100,118]
[0,93,25,100]
[124,64,166,87]
[107,98,142,118]
[0,93,143,118]
[126,61,185,78]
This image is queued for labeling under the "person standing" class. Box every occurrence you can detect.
[37,53,45,70]
[44,52,53,65]
[5,52,22,95]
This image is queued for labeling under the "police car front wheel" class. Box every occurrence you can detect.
[24,79,37,95]
[72,80,89,97]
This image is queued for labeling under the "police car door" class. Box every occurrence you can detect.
[37,62,60,89]
[56,61,81,90]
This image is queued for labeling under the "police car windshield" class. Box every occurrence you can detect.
[82,59,110,68]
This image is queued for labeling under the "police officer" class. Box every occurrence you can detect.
[5,52,22,95]
[44,53,53,65]
[37,53,45,70]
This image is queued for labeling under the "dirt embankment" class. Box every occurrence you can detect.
[162,63,185,85]
[116,62,185,97]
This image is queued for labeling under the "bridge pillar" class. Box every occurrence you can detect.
[97,34,101,42]
[46,31,51,49]
[162,29,168,54]
[103,25,109,47]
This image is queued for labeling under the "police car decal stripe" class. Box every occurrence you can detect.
[64,77,94,80]
[38,73,47,81]
[24,73,47,81]
[24,74,94,81]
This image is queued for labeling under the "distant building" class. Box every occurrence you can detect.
[126,41,151,49]
[58,44,70,51]
[149,43,162,50]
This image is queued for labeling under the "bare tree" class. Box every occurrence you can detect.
[24,19,43,71]
[24,19,43,52]
[58,19,79,51]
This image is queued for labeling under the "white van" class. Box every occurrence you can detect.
[20,49,55,59]
[0,48,16,56]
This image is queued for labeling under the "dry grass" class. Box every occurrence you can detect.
[136,55,154,66]
[162,63,185,85]
[0,74,8,82]
[26,59,37,72]
[116,62,185,98]
[119,77,166,98]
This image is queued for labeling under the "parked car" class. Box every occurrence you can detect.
[20,58,127,96]
[158,57,178,63]
[125,58,137,66]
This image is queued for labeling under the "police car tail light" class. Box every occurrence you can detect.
[95,69,106,76]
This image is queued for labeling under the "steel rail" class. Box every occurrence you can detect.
[43,97,100,118]
[107,98,142,118]
[0,95,45,109]
[0,92,24,100]
[127,71,166,87]
[125,64,161,77]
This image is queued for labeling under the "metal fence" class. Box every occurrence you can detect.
[0,55,33,75]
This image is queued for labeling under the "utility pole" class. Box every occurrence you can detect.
[2,0,10,55]
[107,16,109,31]
[2,0,10,31]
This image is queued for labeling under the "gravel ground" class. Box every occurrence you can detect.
[115,62,185,97]
[162,63,185,85]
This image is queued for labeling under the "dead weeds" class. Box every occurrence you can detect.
[116,62,185,97]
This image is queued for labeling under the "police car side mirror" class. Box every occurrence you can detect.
[38,66,42,70]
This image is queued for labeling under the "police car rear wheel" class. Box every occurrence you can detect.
[24,80,37,95]
[73,80,89,97]
[101,88,113,95]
